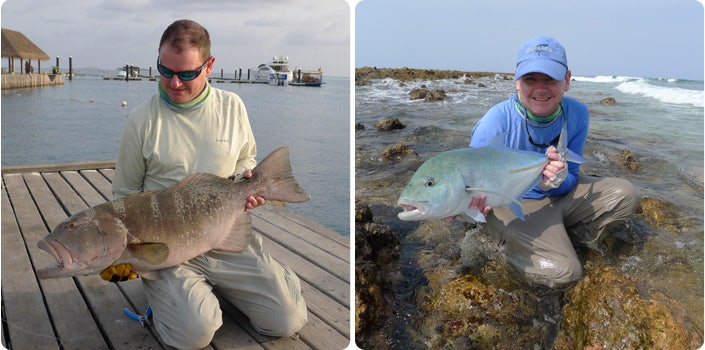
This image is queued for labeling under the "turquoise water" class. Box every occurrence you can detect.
[1,76,351,236]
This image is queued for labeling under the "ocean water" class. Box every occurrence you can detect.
[1,76,350,236]
[355,73,704,345]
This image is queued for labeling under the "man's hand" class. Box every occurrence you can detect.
[445,194,492,223]
[541,146,568,188]
[100,264,138,282]
[242,169,266,210]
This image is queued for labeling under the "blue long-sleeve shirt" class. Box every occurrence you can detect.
[469,94,589,199]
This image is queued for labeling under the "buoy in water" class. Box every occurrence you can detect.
[121,101,127,108]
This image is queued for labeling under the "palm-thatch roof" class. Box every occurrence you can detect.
[1,28,50,61]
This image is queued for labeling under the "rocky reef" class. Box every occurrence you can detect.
[355,200,402,349]
[554,266,701,349]
[355,66,510,86]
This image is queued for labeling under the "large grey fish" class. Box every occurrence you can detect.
[37,147,310,280]
[397,125,584,222]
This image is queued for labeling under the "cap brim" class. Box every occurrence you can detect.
[515,59,567,81]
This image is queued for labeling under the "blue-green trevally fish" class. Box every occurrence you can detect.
[397,124,584,222]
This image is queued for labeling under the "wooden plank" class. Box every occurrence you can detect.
[1,160,116,175]
[258,234,349,306]
[98,168,115,182]
[60,171,107,206]
[252,212,348,282]
[4,173,108,349]
[296,313,349,350]
[79,169,113,200]
[298,282,350,337]
[262,205,349,246]
[1,177,58,349]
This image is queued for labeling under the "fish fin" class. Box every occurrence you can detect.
[465,207,487,223]
[127,243,169,265]
[252,147,311,203]
[134,269,161,280]
[174,173,233,187]
[465,186,526,219]
[556,121,585,164]
[218,212,253,253]
[509,202,526,221]
[563,149,585,164]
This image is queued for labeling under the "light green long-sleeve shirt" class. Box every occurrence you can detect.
[112,87,257,199]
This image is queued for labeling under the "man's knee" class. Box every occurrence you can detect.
[608,178,638,215]
[155,319,222,349]
[253,303,308,337]
[548,259,583,287]
[153,306,222,349]
[526,256,583,288]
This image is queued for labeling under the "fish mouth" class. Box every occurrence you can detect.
[397,199,428,221]
[36,239,80,278]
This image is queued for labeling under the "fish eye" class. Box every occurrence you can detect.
[67,222,76,229]
[425,179,435,187]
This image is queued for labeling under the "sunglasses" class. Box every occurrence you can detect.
[157,56,211,81]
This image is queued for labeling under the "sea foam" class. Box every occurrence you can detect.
[615,80,704,107]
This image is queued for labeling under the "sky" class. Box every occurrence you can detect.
[0,0,350,77]
[1,1,703,80]
[355,0,705,81]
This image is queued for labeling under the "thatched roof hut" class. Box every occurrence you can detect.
[1,28,50,73]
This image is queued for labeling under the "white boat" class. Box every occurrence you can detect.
[111,65,141,80]
[252,64,274,83]
[291,68,324,87]
[268,56,292,86]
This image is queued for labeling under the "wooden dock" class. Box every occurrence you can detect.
[1,162,350,350]
[1,73,64,90]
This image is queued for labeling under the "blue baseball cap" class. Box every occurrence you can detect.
[515,36,568,81]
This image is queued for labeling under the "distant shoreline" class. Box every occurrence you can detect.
[355,66,513,85]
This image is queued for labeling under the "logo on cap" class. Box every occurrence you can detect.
[527,44,553,56]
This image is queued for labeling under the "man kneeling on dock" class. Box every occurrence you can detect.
[103,19,307,349]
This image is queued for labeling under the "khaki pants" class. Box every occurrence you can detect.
[142,213,308,350]
[486,176,637,288]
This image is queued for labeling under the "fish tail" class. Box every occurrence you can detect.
[253,147,311,203]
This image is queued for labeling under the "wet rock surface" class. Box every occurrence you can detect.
[620,149,641,172]
[382,142,417,160]
[409,88,447,102]
[373,118,406,131]
[355,200,402,349]
[637,196,694,234]
[553,266,702,350]
[600,96,617,104]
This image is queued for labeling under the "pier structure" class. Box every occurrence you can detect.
[1,28,64,89]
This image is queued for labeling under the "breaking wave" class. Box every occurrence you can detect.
[574,75,704,107]
[615,80,703,107]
